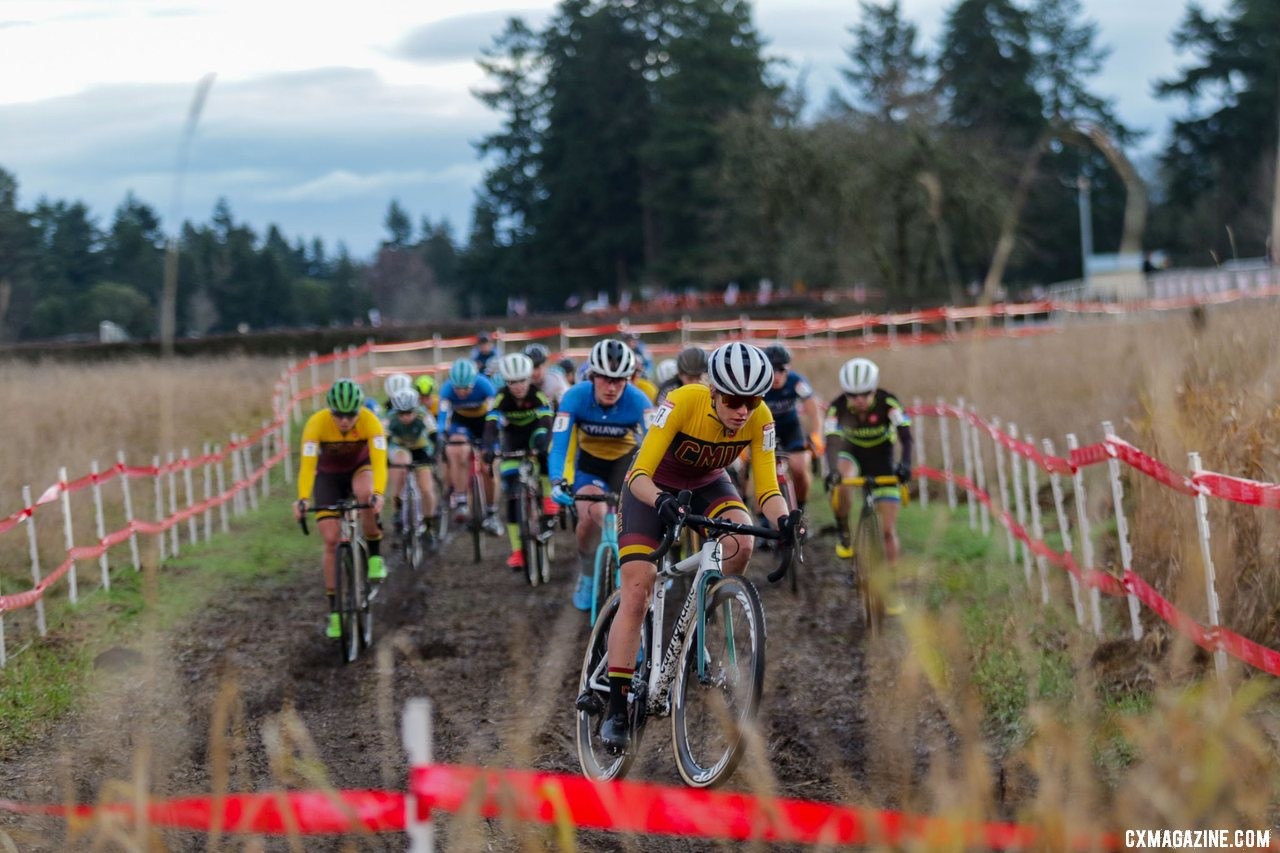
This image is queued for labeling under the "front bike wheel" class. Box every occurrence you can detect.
[355,544,374,650]
[403,485,424,571]
[469,469,486,564]
[854,506,886,638]
[672,574,766,788]
[590,547,620,627]
[335,543,360,664]
[519,487,540,587]
[576,592,648,781]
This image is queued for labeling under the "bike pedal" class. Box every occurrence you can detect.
[575,691,604,715]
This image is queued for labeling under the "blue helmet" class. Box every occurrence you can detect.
[449,358,479,388]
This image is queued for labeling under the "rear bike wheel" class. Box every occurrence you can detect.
[575,592,649,781]
[672,574,766,788]
[854,503,886,638]
[335,543,360,664]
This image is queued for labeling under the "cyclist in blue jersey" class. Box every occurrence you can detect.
[439,358,501,534]
[549,339,651,610]
[471,331,500,377]
[762,345,822,517]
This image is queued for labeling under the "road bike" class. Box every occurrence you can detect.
[572,491,621,625]
[502,449,554,587]
[389,461,434,572]
[836,475,901,638]
[575,492,800,788]
[299,499,376,664]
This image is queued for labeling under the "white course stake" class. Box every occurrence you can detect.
[309,353,320,408]
[242,439,260,512]
[202,443,213,542]
[1103,421,1143,641]
[290,365,302,424]
[167,452,181,556]
[280,416,294,486]
[23,485,47,636]
[937,398,957,510]
[261,421,272,499]
[913,398,928,508]
[1066,433,1104,635]
[90,460,110,590]
[957,398,977,530]
[183,449,198,545]
[215,446,230,534]
[333,347,342,383]
[229,434,245,515]
[402,698,436,852]
[969,407,991,535]
[58,467,78,603]
[992,417,1016,564]
[153,455,167,563]
[117,451,140,571]
[1189,452,1228,681]
[1008,424,1033,586]
[1024,435,1051,605]
[1044,439,1086,626]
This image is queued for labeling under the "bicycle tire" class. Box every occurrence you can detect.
[469,468,486,564]
[575,591,648,781]
[335,543,360,664]
[854,503,886,638]
[520,485,540,587]
[356,543,375,650]
[779,471,800,595]
[590,546,620,627]
[403,482,423,571]
[672,574,766,788]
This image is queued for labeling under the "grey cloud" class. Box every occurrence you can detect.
[394,9,548,64]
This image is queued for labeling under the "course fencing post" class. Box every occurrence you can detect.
[969,406,990,535]
[1024,435,1050,605]
[887,320,899,349]
[332,347,342,383]
[992,417,1016,564]
[289,363,302,425]
[215,445,230,534]
[280,416,293,486]
[957,397,977,530]
[1103,421,1143,641]
[260,421,272,499]
[945,310,957,340]
[1008,423,1033,587]
[183,449,198,546]
[117,451,140,572]
[153,455,167,563]
[560,321,569,354]
[937,397,957,510]
[309,352,319,404]
[90,460,110,590]
[1189,451,1228,681]
[913,398,928,508]
[230,434,246,515]
[167,452,181,557]
[348,344,359,380]
[242,439,259,512]
[403,697,435,852]
[1067,433,1104,635]
[1044,438,1086,626]
[432,333,442,374]
[58,467,78,603]
[23,485,47,636]
[366,338,377,374]
[202,443,213,542]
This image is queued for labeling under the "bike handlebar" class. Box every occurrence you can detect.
[839,475,900,487]
[296,499,375,536]
[572,492,620,506]
[644,490,802,584]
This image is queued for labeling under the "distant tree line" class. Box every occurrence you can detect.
[0,0,1272,342]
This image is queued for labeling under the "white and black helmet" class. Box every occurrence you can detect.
[390,387,419,413]
[383,372,413,398]
[839,357,879,394]
[707,342,773,397]
[588,339,636,379]
[654,358,678,385]
[499,352,535,382]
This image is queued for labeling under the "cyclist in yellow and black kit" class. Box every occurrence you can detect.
[293,379,388,639]
[824,357,913,608]
[599,342,803,750]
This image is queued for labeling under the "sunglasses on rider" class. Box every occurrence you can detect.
[719,393,763,412]
[594,375,627,387]
[330,409,358,419]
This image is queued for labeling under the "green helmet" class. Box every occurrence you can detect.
[449,359,478,388]
[326,378,365,414]
[414,373,436,396]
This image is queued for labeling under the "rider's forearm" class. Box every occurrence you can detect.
[760,493,788,525]
[897,425,914,469]
[627,473,662,508]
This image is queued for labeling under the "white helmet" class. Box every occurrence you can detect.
[383,372,413,398]
[390,387,419,413]
[707,342,773,397]
[839,357,879,394]
[499,352,535,382]
[588,339,636,379]
[654,358,678,385]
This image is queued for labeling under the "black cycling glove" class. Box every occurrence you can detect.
[776,509,805,545]
[654,492,685,528]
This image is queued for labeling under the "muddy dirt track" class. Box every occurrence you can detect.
[0,512,966,852]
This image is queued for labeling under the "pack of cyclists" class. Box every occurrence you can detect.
[293,331,913,652]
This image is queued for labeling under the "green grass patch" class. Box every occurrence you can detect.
[0,482,304,755]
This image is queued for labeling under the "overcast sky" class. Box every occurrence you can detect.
[0,0,1228,259]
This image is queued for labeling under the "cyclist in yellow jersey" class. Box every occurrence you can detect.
[293,379,388,639]
[600,342,803,750]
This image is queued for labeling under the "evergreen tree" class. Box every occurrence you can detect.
[383,200,413,249]
[841,0,933,122]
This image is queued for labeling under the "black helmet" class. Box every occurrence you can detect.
[763,344,791,369]
[477,331,492,344]
[675,346,708,376]
[557,356,575,374]
[524,343,549,366]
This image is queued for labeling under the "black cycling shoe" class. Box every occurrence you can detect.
[600,712,631,753]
